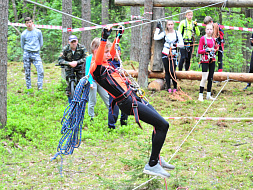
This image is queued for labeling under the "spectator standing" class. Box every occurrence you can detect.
[204,16,225,72]
[108,45,128,129]
[58,35,87,103]
[85,38,109,121]
[154,20,184,93]
[178,10,200,71]
[21,17,44,91]
[197,24,218,101]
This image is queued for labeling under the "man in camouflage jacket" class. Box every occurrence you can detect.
[58,35,87,103]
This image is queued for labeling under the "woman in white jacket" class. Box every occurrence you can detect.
[154,20,184,93]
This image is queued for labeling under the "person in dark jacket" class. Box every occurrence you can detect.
[58,35,87,103]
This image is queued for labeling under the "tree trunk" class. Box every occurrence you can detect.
[115,0,253,7]
[148,79,165,91]
[242,8,253,73]
[130,6,141,62]
[218,7,222,24]
[102,0,109,25]
[81,0,91,53]
[33,0,37,21]
[179,7,189,21]
[150,7,164,71]
[0,0,8,128]
[127,70,253,82]
[138,0,153,88]
[11,0,18,22]
[62,0,72,79]
[23,0,27,20]
[62,0,72,47]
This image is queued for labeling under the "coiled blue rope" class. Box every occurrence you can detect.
[51,77,90,174]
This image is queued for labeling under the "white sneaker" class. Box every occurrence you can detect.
[206,96,216,100]
[198,93,203,101]
[143,163,170,178]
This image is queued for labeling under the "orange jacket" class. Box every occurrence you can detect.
[89,38,128,98]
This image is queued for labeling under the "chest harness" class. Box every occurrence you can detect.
[201,35,216,62]
[163,31,179,65]
[182,20,196,52]
[93,63,145,129]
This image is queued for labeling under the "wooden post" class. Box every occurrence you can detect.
[138,0,153,88]
[115,0,253,7]
[150,7,165,72]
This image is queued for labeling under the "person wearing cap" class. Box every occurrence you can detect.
[58,35,87,103]
[21,17,44,92]
[107,45,128,129]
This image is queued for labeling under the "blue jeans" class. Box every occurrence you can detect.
[23,51,44,90]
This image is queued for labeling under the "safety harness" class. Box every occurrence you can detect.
[163,30,179,65]
[201,35,216,62]
[93,64,143,129]
[181,19,195,43]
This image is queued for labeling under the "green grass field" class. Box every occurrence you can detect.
[0,62,252,189]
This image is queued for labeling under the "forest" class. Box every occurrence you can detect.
[7,0,253,73]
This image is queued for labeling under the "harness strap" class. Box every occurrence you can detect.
[113,88,142,129]
[201,35,215,62]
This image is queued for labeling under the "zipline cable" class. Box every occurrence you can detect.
[132,78,230,190]
[124,0,227,30]
[25,0,98,26]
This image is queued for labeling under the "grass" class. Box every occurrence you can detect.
[0,62,252,189]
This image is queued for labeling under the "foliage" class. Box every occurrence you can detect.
[7,1,253,71]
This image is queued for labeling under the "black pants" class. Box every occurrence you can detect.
[179,46,193,71]
[118,93,169,164]
[162,54,177,89]
[217,48,223,71]
[200,61,215,93]
[248,51,253,86]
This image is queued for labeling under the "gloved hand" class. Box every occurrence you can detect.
[101,27,112,40]
[116,25,124,39]
[172,43,177,47]
[157,21,162,29]
[193,21,198,27]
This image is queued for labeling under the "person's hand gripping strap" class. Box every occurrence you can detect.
[116,25,124,39]
[101,26,112,41]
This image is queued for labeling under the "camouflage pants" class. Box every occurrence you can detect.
[23,51,44,90]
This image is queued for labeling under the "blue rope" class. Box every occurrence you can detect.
[51,77,90,168]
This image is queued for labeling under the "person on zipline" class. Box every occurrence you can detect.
[154,20,184,93]
[198,24,219,101]
[243,33,253,90]
[89,27,174,178]
[178,10,200,71]
[204,16,225,72]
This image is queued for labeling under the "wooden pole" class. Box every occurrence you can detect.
[138,0,153,88]
[126,70,253,82]
[115,0,253,7]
